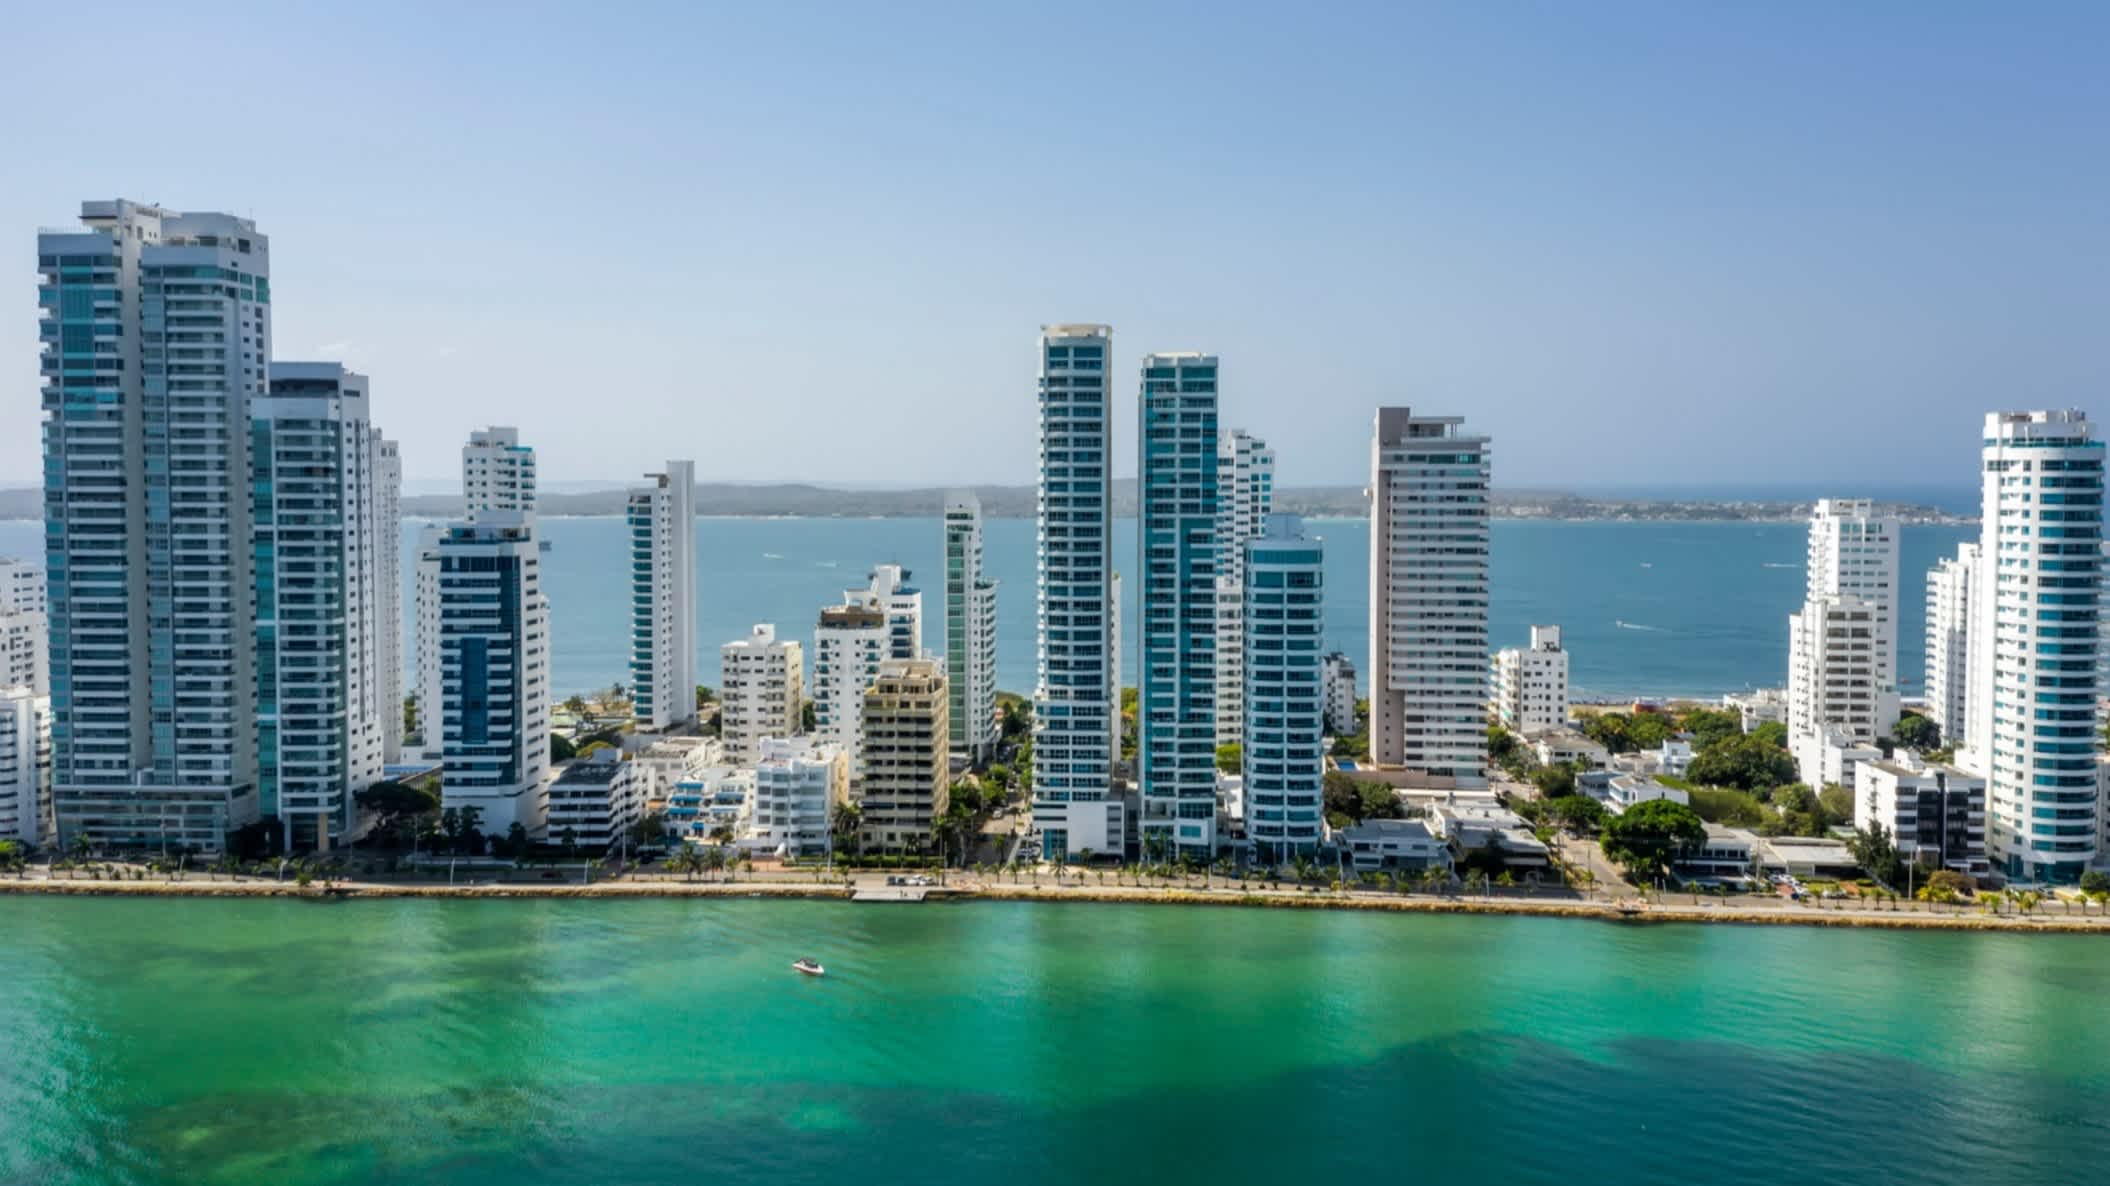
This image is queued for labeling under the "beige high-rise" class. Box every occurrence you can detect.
[858,658,949,852]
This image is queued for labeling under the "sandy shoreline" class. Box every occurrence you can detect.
[3,876,2105,934]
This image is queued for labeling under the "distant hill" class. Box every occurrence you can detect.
[0,481,1961,523]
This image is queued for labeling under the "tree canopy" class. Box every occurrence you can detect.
[1892,713,1940,751]
[1322,772,1404,829]
[1600,798,1706,882]
[1686,733,1796,792]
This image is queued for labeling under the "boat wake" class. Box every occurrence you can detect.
[1760,562,1800,569]
[762,552,784,560]
[1614,620,1667,632]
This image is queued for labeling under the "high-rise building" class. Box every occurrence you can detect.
[435,513,551,836]
[462,426,537,515]
[1137,351,1220,859]
[1924,543,1978,749]
[1787,500,1902,787]
[858,657,949,853]
[628,460,697,731]
[39,200,270,851]
[1243,516,1324,862]
[720,624,803,766]
[0,688,51,847]
[1321,652,1358,737]
[1491,625,1570,736]
[1960,411,2103,883]
[854,564,922,660]
[1031,325,1121,862]
[1215,430,1275,747]
[0,559,49,697]
[252,363,390,850]
[812,600,887,780]
[1368,408,1491,787]
[943,492,998,765]
[751,735,848,858]
[417,426,540,759]
[373,435,403,764]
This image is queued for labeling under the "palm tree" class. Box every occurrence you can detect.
[831,801,864,861]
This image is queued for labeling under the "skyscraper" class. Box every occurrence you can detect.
[1960,411,2103,883]
[1924,543,1978,749]
[1243,515,1324,862]
[858,657,949,853]
[1031,324,1121,861]
[1368,408,1491,787]
[812,598,887,781]
[628,460,697,731]
[373,435,404,764]
[253,363,391,851]
[417,426,538,759]
[39,200,269,851]
[1136,350,1220,859]
[859,564,922,660]
[1214,430,1275,748]
[943,492,998,765]
[1786,499,1901,787]
[435,513,551,836]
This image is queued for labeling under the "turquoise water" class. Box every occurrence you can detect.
[0,517,1975,700]
[0,898,2104,1185]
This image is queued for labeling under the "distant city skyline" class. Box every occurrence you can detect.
[6,3,2104,491]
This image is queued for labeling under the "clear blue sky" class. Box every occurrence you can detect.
[5,1,2104,490]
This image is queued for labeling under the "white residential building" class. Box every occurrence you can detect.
[1137,350,1220,859]
[0,559,49,698]
[1855,756,1989,878]
[1594,773,1691,815]
[1722,688,1787,733]
[253,363,390,851]
[628,459,697,731]
[858,657,948,852]
[462,426,537,516]
[751,735,848,858]
[413,523,446,760]
[854,564,923,661]
[1032,324,1121,861]
[0,689,51,847]
[546,755,653,854]
[1959,411,2103,883]
[1369,407,1491,787]
[435,513,551,836]
[40,200,270,852]
[1924,543,1978,750]
[720,624,804,766]
[1796,724,1884,794]
[374,435,403,763]
[1214,429,1274,747]
[1322,652,1357,736]
[1242,516,1325,861]
[1491,624,1569,735]
[812,599,887,780]
[1787,499,1901,786]
[943,492,998,765]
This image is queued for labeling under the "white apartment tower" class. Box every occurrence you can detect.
[1243,516,1325,862]
[39,200,269,851]
[855,564,923,660]
[813,599,888,781]
[253,363,390,850]
[1368,408,1491,787]
[373,435,403,763]
[1491,625,1570,736]
[0,689,51,847]
[1924,543,1978,749]
[1321,652,1358,736]
[1136,351,1220,859]
[628,459,697,731]
[435,513,551,835]
[751,736,848,858]
[943,492,998,765]
[0,559,49,697]
[1214,429,1275,748]
[1787,499,1902,786]
[720,624,803,766]
[1960,411,2103,883]
[417,426,539,759]
[1032,324,1122,861]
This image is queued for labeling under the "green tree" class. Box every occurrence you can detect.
[2078,870,2110,896]
[1625,712,1674,750]
[355,780,439,838]
[1581,712,1633,753]
[1686,732,1796,792]
[1547,794,1607,833]
[1686,786,1768,828]
[831,800,863,858]
[1678,707,1743,749]
[550,733,578,762]
[1600,798,1706,883]
[801,699,818,733]
[695,684,718,709]
[1847,814,1904,888]
[1215,742,1241,774]
[1749,719,1788,750]
[1892,713,1940,751]
[1530,762,1577,798]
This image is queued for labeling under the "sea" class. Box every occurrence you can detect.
[0,897,2104,1186]
[0,515,1976,702]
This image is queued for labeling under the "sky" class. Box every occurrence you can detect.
[3,1,2105,491]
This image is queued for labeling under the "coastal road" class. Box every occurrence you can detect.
[1569,838,1641,899]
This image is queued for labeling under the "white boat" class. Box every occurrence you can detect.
[792,958,825,977]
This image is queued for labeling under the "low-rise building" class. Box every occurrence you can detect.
[751,736,848,858]
[1792,725,1882,793]
[1532,729,1609,770]
[1430,801,1550,870]
[1677,825,1759,880]
[1655,739,1695,778]
[1855,757,1988,877]
[666,765,754,844]
[1594,773,1690,815]
[1339,818,1452,873]
[1758,835,1859,879]
[1723,688,1787,733]
[545,756,653,853]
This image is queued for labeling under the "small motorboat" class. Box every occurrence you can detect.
[792,958,825,977]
